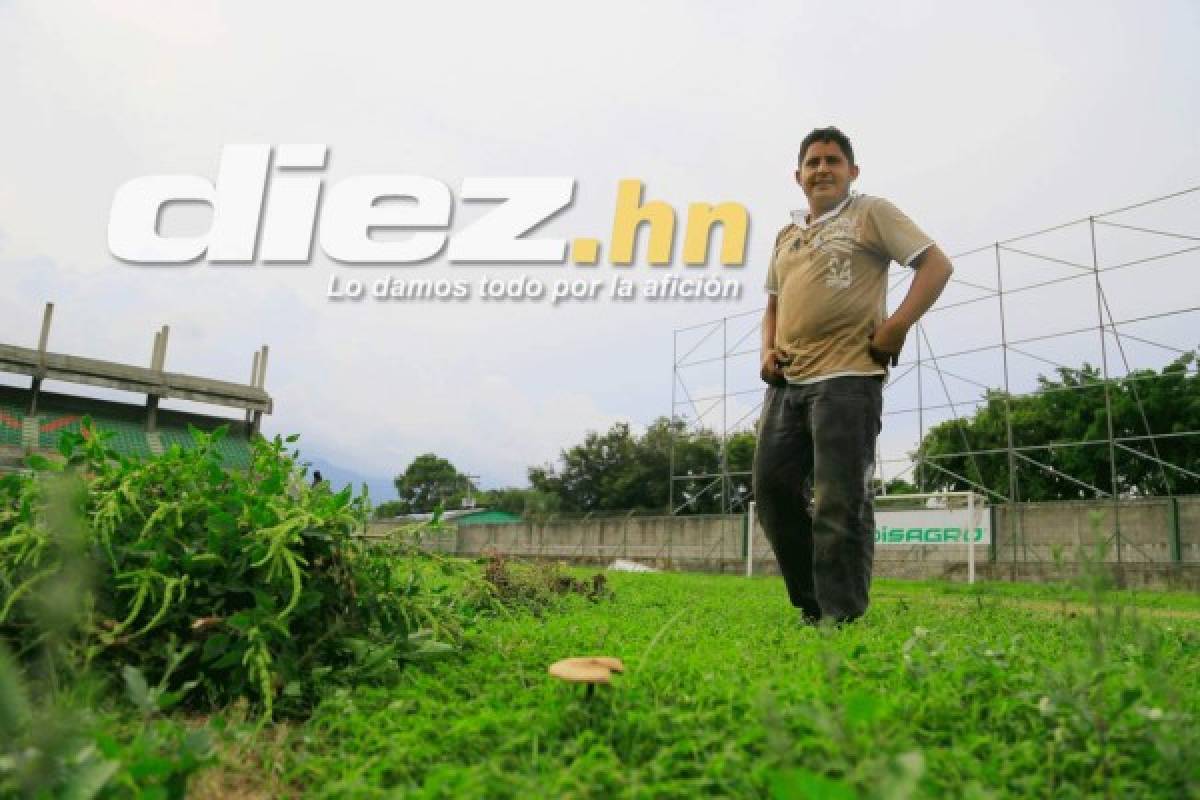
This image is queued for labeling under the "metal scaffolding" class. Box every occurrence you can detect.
[670,186,1200,563]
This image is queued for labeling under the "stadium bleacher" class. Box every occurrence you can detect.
[0,385,252,468]
[1,304,270,473]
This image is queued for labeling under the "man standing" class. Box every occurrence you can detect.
[753,127,953,624]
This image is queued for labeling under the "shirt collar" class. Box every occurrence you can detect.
[790,191,856,230]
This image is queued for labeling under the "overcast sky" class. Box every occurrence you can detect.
[1,1,1197,492]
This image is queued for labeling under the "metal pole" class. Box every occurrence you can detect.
[669,330,677,515]
[721,316,729,516]
[967,492,976,585]
[1088,217,1122,562]
[994,244,1020,568]
[916,322,924,490]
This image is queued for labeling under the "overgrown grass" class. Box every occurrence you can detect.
[0,423,504,796]
[6,426,1198,797]
[256,572,1200,798]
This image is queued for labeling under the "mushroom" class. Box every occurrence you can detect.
[548,656,625,699]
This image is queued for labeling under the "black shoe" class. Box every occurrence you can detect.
[798,609,822,627]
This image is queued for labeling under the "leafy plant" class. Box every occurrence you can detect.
[1,421,473,718]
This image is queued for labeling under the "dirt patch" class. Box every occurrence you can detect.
[186,715,296,800]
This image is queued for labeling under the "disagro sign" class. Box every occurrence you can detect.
[875,507,991,545]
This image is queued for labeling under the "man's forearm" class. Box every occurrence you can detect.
[889,245,954,329]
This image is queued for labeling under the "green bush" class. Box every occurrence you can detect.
[0,421,473,718]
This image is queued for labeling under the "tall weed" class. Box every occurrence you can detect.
[0,421,469,718]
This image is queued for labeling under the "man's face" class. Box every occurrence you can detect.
[795,140,859,215]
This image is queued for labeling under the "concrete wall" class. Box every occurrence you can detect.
[993,496,1199,565]
[368,495,1200,588]
[382,515,747,567]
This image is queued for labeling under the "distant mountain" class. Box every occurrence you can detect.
[300,454,396,505]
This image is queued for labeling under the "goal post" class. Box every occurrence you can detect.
[744,491,989,583]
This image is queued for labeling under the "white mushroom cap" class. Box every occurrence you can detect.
[548,657,625,684]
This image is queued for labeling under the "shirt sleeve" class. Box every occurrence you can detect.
[866,198,934,267]
[764,223,795,294]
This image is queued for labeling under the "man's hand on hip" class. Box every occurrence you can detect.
[868,318,909,367]
[761,348,788,387]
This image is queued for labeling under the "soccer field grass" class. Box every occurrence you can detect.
[227,572,1200,798]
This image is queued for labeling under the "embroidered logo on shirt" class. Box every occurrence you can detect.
[825,255,853,289]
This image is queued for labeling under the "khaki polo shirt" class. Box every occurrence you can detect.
[765,193,933,384]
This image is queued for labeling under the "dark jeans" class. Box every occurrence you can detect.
[752,376,883,622]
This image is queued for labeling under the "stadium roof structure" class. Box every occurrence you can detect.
[0,303,272,471]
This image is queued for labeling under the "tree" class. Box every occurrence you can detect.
[528,422,644,512]
[528,417,750,514]
[372,499,409,519]
[477,487,561,518]
[918,352,1199,500]
[872,478,920,496]
[725,430,757,510]
[393,453,474,513]
[523,355,1197,513]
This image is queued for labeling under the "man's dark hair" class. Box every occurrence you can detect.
[798,127,855,166]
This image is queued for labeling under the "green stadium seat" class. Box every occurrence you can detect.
[157,425,252,469]
[0,401,23,448]
[0,387,253,469]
